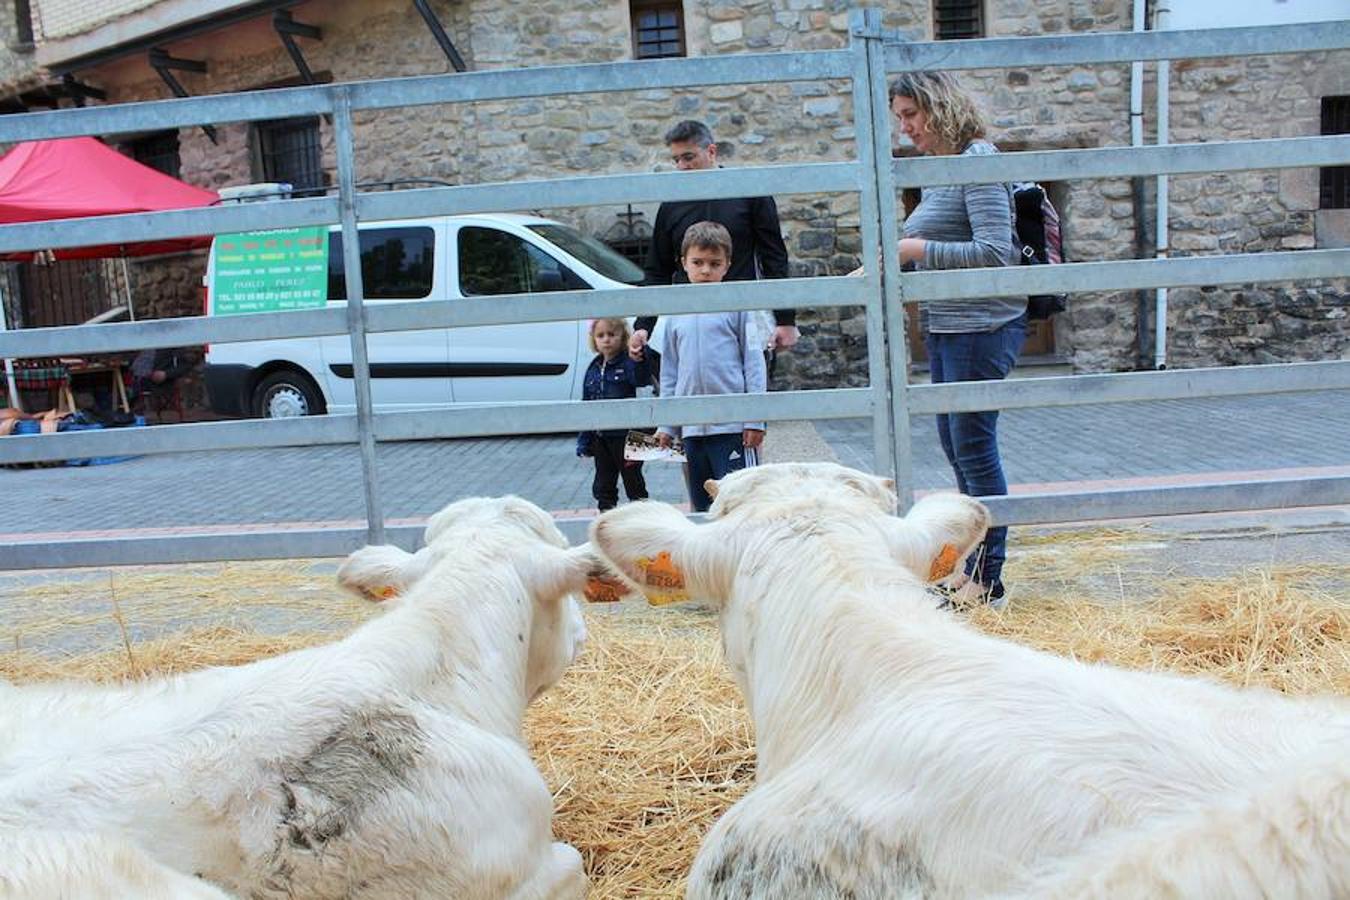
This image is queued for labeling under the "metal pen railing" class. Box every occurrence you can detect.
[0,9,1346,569]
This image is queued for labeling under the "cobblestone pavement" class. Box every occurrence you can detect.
[0,390,1346,539]
[1,392,1346,646]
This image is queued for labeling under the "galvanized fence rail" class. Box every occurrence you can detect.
[0,10,1347,569]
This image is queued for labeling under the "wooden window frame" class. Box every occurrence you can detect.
[251,116,326,197]
[630,0,686,60]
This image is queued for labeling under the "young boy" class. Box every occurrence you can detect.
[655,221,767,512]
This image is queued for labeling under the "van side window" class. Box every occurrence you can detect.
[328,227,435,300]
[458,227,584,295]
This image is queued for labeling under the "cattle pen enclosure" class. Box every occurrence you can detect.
[2,12,1348,568]
[4,529,1345,898]
[2,8,1347,898]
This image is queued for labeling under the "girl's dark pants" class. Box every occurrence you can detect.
[592,434,648,511]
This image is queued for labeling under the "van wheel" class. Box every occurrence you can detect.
[253,371,325,418]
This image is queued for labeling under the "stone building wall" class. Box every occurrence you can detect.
[1155,49,1349,367]
[64,0,1342,398]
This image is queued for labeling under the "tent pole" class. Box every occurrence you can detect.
[121,258,135,321]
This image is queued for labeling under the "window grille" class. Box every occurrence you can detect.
[934,0,983,40]
[125,131,181,179]
[598,206,653,271]
[1322,96,1350,209]
[254,116,325,196]
[631,1,685,59]
[604,235,649,267]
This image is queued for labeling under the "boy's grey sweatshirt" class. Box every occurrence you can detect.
[658,310,767,440]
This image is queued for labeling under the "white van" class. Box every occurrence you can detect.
[203,213,646,418]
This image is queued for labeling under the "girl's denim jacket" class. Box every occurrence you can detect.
[576,352,652,456]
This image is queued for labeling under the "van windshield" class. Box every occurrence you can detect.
[527,224,645,285]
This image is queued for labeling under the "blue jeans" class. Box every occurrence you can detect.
[683,433,747,512]
[925,315,1026,588]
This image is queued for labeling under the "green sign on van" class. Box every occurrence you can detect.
[213,227,329,315]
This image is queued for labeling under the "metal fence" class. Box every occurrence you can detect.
[0,10,1347,569]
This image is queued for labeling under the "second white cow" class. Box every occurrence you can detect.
[591,462,1350,899]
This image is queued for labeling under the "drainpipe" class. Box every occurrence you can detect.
[1154,0,1171,370]
[0,279,19,411]
[1131,0,1150,368]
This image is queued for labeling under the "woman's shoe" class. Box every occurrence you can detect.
[951,578,1007,611]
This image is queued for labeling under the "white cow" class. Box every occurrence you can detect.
[590,462,1350,899]
[1,496,592,900]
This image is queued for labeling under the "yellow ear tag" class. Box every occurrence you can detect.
[636,551,690,606]
[929,543,961,582]
[371,585,400,602]
[583,576,626,604]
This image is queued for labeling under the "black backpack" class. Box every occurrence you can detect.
[1012,183,1068,321]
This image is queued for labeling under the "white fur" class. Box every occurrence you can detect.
[1002,747,1349,899]
[591,462,1350,899]
[1,496,591,900]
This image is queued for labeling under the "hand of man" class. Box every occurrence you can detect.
[742,428,764,450]
[657,432,673,449]
[628,328,649,361]
[771,326,799,351]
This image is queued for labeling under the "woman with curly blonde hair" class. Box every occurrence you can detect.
[890,70,1025,610]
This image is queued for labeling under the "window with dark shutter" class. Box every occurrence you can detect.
[125,131,181,179]
[14,0,33,48]
[1322,96,1350,210]
[254,116,325,197]
[631,1,685,59]
[934,0,984,40]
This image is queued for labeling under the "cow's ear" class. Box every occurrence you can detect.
[337,545,433,603]
[879,493,990,583]
[519,543,608,603]
[590,501,732,606]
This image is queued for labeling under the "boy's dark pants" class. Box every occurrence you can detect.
[683,433,746,513]
[592,434,648,511]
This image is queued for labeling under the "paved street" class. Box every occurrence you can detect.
[1,389,1347,540]
[2,389,1346,646]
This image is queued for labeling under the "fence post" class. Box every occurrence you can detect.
[333,87,386,544]
[849,7,914,506]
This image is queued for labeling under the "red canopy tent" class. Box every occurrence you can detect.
[0,138,221,407]
[0,136,219,260]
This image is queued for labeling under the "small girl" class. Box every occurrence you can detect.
[576,317,652,512]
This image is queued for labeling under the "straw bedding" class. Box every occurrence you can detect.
[1,537,1346,899]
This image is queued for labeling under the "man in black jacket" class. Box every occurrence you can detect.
[629,120,798,365]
